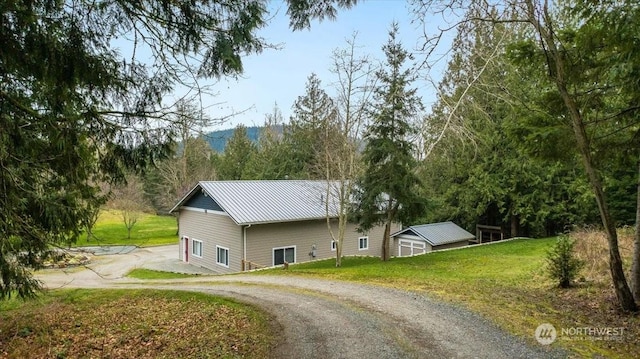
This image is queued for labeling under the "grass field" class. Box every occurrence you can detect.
[74,210,177,247]
[0,289,276,359]
[258,238,639,358]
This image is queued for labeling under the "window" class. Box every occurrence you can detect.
[331,240,336,251]
[273,246,295,266]
[358,236,369,250]
[192,239,203,257]
[216,245,229,267]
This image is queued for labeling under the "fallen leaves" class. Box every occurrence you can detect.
[0,289,275,359]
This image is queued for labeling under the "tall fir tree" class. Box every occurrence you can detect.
[285,73,337,179]
[217,125,257,180]
[355,23,426,261]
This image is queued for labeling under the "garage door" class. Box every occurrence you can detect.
[398,239,426,257]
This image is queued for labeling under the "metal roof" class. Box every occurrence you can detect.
[172,180,342,225]
[391,222,475,246]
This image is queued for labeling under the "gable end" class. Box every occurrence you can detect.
[184,191,224,212]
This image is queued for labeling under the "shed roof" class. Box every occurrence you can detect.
[171,180,341,225]
[391,222,474,246]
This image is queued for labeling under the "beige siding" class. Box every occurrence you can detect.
[245,220,400,267]
[177,208,242,273]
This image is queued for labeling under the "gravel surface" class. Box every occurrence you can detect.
[36,245,567,358]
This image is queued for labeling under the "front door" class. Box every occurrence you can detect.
[183,236,189,263]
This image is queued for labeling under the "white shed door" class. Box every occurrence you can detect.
[398,239,426,257]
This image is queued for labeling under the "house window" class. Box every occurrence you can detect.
[216,245,229,267]
[192,239,203,257]
[358,236,369,250]
[331,240,336,251]
[273,246,295,266]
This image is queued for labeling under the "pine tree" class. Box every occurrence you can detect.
[217,125,257,180]
[355,23,426,261]
[285,73,337,179]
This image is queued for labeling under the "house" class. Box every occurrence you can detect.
[391,222,474,257]
[170,180,400,273]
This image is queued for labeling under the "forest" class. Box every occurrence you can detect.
[132,5,636,241]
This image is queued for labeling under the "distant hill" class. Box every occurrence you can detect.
[203,126,261,152]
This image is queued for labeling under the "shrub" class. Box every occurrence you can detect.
[546,236,585,288]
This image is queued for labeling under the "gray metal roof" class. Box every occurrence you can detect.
[391,222,475,246]
[172,180,342,225]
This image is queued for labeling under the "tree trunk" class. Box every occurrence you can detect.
[510,210,519,238]
[382,221,391,261]
[631,158,640,302]
[336,215,347,268]
[527,1,637,311]
[561,73,636,311]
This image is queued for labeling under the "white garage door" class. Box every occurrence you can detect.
[398,239,426,257]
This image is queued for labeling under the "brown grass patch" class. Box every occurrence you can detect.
[0,289,276,359]
[571,226,635,282]
[560,228,640,357]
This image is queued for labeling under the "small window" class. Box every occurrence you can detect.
[358,236,368,250]
[331,240,336,251]
[192,239,203,257]
[273,246,295,266]
[216,245,229,267]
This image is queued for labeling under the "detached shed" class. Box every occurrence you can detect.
[391,222,474,257]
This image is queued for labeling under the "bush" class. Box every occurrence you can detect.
[546,236,584,288]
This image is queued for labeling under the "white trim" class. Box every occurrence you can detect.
[216,245,230,268]
[272,245,296,266]
[398,239,427,257]
[243,224,252,269]
[330,240,336,251]
[358,236,369,250]
[181,206,228,216]
[192,238,203,258]
[182,236,189,263]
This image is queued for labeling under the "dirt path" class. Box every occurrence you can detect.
[35,246,565,358]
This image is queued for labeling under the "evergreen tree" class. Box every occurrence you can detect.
[419,9,596,237]
[243,104,290,180]
[285,73,337,179]
[411,0,640,311]
[217,125,257,180]
[355,23,426,261]
[0,0,357,300]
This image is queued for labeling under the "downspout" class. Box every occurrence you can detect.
[243,224,252,271]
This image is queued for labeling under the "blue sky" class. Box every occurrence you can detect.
[174,1,456,130]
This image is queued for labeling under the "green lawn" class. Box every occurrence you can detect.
[126,268,198,280]
[74,210,178,247]
[258,238,639,358]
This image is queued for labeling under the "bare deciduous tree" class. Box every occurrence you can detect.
[322,33,377,267]
[109,174,151,240]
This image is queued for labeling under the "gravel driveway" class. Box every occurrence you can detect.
[36,245,566,358]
